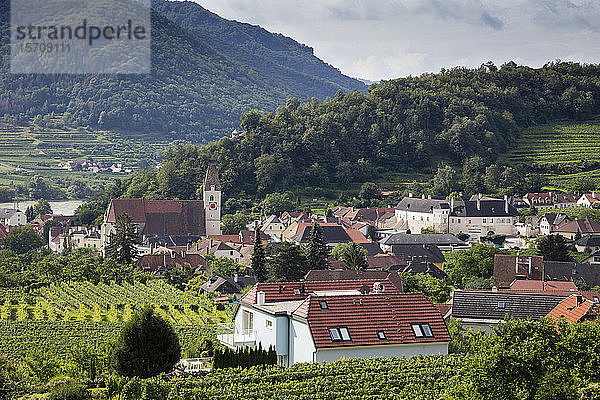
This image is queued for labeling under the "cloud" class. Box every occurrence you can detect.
[192,0,600,80]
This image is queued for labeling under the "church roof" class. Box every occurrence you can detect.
[204,163,221,191]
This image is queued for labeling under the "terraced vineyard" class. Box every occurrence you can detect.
[502,121,600,165]
[0,120,170,188]
[0,281,232,358]
[500,120,600,189]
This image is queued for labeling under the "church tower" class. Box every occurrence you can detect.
[203,163,222,236]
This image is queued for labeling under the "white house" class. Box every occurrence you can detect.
[577,193,600,208]
[0,208,26,226]
[395,195,451,234]
[218,280,450,366]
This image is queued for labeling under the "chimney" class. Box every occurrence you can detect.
[187,243,190,251]
[504,195,509,214]
[428,195,432,200]
[450,197,455,210]
[528,257,532,275]
[492,286,498,292]
[409,192,413,198]
[421,194,426,200]
[234,273,239,283]
[477,194,481,211]
[576,294,583,306]
[257,291,266,306]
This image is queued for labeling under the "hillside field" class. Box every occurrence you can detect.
[0,120,171,192]
[500,120,600,190]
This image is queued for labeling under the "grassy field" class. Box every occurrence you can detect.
[0,120,172,193]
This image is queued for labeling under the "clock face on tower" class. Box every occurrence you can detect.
[208,202,218,211]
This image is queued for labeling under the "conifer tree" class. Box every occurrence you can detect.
[251,229,268,282]
[306,221,330,270]
[106,213,140,265]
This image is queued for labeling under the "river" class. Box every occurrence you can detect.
[0,200,85,215]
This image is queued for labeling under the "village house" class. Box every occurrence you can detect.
[581,251,600,265]
[523,192,579,209]
[544,261,600,287]
[538,213,571,236]
[448,195,518,238]
[289,223,369,249]
[135,252,207,275]
[259,215,286,241]
[394,195,518,239]
[219,279,450,366]
[101,164,222,251]
[191,239,242,263]
[450,290,568,332]
[546,294,600,323]
[553,217,600,239]
[200,275,258,295]
[0,208,26,227]
[575,235,600,252]
[395,195,451,234]
[577,192,600,208]
[493,254,545,287]
[380,233,468,252]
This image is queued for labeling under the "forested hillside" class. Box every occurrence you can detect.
[151,0,365,98]
[101,62,600,204]
[0,1,364,142]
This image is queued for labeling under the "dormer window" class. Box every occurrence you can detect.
[497,301,506,309]
[319,301,328,309]
[377,331,386,340]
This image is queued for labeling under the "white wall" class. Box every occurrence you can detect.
[289,319,315,365]
[314,342,448,363]
[235,305,277,350]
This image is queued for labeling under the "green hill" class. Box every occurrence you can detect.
[0,0,364,142]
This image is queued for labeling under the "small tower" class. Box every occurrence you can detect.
[204,163,222,236]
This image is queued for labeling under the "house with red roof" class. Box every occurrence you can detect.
[577,192,600,208]
[546,294,600,323]
[554,218,600,240]
[218,279,449,366]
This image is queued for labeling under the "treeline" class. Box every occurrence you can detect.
[87,62,600,204]
[212,345,277,369]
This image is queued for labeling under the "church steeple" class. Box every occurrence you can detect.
[204,163,221,236]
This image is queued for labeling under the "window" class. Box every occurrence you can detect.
[483,218,486,223]
[497,301,506,309]
[468,219,472,224]
[329,328,341,341]
[594,297,599,304]
[377,331,387,340]
[339,327,351,341]
[266,320,273,329]
[319,301,328,309]
[594,256,600,263]
[329,327,351,342]
[421,324,433,337]
[242,310,254,332]
[458,219,461,223]
[411,323,434,338]
[451,218,455,223]
[411,324,423,337]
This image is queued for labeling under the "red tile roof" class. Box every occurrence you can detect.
[555,218,600,234]
[106,199,206,236]
[294,293,449,348]
[546,295,600,323]
[242,279,402,304]
[345,228,371,244]
[510,280,578,292]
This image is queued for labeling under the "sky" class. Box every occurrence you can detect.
[191,0,600,81]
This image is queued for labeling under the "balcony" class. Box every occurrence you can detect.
[217,323,256,349]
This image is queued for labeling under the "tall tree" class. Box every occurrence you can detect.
[251,229,268,282]
[32,198,52,217]
[3,226,44,254]
[105,213,140,265]
[537,234,571,262]
[306,221,329,271]
[111,306,181,378]
[268,242,307,282]
[331,242,368,270]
